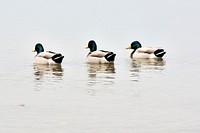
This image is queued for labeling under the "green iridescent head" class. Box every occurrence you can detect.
[130,41,142,50]
[86,40,97,52]
[33,43,44,54]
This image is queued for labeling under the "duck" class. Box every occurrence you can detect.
[32,43,64,64]
[85,40,116,63]
[126,41,166,59]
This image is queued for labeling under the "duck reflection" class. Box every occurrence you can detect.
[130,58,166,82]
[131,58,165,69]
[33,64,64,80]
[86,63,116,89]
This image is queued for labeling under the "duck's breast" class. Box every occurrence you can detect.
[133,51,156,58]
[86,56,108,63]
[33,56,49,64]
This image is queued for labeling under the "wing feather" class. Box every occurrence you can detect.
[37,51,55,59]
[137,47,157,54]
[88,51,109,58]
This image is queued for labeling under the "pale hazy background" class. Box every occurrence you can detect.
[0,0,200,61]
[1,1,200,132]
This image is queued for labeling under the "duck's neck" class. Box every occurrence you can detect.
[131,50,136,58]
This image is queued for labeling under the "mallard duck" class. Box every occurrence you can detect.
[32,43,64,64]
[85,40,116,63]
[126,41,166,58]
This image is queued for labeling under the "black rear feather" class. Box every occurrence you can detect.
[105,52,116,62]
[154,49,166,58]
[52,54,64,63]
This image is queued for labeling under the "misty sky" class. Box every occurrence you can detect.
[0,0,200,58]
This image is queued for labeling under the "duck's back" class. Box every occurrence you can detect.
[132,47,158,58]
[86,50,116,63]
[34,51,64,64]
[132,47,165,58]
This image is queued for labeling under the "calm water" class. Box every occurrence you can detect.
[0,44,200,133]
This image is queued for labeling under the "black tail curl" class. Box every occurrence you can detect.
[52,54,64,63]
[154,49,166,58]
[105,52,116,62]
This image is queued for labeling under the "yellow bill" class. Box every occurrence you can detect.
[126,45,132,49]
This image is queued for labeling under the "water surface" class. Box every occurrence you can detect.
[0,45,200,133]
